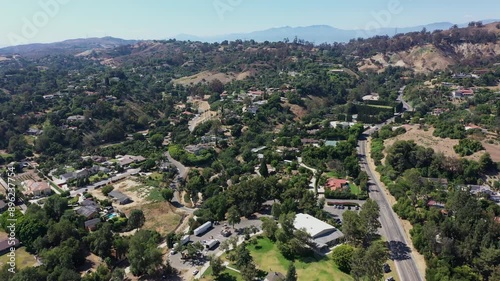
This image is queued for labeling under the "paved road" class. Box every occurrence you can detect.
[397,86,413,112]
[165,151,195,213]
[358,136,423,281]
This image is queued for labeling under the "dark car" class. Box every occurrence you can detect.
[383,263,391,273]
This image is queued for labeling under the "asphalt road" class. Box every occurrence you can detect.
[358,136,423,281]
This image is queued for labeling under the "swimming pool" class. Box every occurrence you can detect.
[106,213,118,220]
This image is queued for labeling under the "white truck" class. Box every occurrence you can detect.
[180,234,190,245]
[194,221,212,236]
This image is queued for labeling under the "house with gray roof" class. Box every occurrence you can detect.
[108,190,132,205]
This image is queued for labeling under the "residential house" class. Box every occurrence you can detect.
[76,205,99,220]
[185,145,209,155]
[247,90,264,99]
[60,165,101,183]
[243,105,259,114]
[0,238,19,256]
[427,200,446,209]
[67,115,85,122]
[117,155,146,167]
[26,128,43,136]
[264,272,285,281]
[22,180,52,197]
[325,178,349,191]
[84,218,102,231]
[330,121,356,129]
[431,108,449,116]
[108,190,132,205]
[452,88,474,98]
[301,138,320,146]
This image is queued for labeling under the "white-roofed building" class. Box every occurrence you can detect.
[294,213,344,249]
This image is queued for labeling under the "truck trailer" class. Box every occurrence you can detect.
[194,221,212,236]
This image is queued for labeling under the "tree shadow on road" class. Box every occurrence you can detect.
[388,240,412,261]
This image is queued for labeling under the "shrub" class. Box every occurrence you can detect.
[101,185,114,196]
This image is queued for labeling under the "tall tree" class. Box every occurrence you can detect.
[227,205,241,229]
[128,230,162,276]
[342,210,367,246]
[210,256,224,278]
[285,263,298,281]
[359,199,381,238]
[259,159,269,177]
[128,209,145,230]
[331,244,354,273]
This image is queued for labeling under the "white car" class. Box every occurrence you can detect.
[193,269,199,275]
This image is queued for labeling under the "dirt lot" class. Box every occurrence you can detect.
[482,141,500,162]
[77,253,104,276]
[173,71,238,85]
[90,178,152,209]
[121,202,182,236]
[383,125,492,162]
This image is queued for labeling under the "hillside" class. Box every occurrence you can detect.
[356,22,500,73]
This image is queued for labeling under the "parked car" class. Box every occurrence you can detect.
[383,263,391,273]
[193,269,199,275]
[386,276,394,281]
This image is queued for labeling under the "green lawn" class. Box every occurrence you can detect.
[201,267,243,281]
[349,182,361,195]
[0,247,37,269]
[146,188,164,202]
[248,238,353,281]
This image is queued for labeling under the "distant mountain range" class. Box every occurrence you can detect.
[175,19,500,44]
[0,19,498,57]
[0,37,138,57]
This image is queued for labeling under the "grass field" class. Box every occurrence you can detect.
[0,247,37,269]
[349,182,360,195]
[248,238,353,281]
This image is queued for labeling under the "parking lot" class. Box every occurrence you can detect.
[323,199,366,222]
[168,217,263,273]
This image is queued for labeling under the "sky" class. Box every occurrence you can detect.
[1,0,499,47]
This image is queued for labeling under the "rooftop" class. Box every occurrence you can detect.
[294,213,336,239]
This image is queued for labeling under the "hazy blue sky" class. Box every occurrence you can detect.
[1,0,499,46]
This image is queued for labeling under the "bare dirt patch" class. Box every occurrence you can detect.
[284,102,307,120]
[384,125,460,159]
[122,202,182,236]
[384,125,492,162]
[77,253,104,276]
